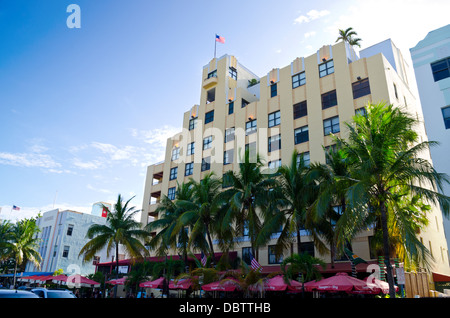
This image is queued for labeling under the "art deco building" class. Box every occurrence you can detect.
[141,39,450,277]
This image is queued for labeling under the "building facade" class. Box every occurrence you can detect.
[25,207,110,276]
[141,39,450,276]
[410,24,450,261]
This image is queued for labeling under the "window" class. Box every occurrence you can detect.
[355,107,367,117]
[185,162,193,176]
[207,70,217,79]
[242,247,252,265]
[224,127,235,143]
[294,126,309,144]
[203,136,212,150]
[245,142,257,160]
[322,90,337,109]
[63,246,70,258]
[268,246,283,264]
[206,88,215,103]
[300,242,315,257]
[393,83,398,99]
[293,101,307,119]
[189,118,198,130]
[229,67,237,80]
[241,99,249,108]
[297,152,310,167]
[171,147,180,161]
[270,83,277,97]
[268,111,281,128]
[325,145,337,164]
[268,159,282,170]
[431,58,450,82]
[205,110,214,124]
[442,106,450,129]
[168,187,176,200]
[222,173,233,188]
[67,225,73,236]
[224,149,234,165]
[292,72,306,88]
[246,119,257,135]
[319,59,334,78]
[268,134,281,152]
[169,167,178,180]
[228,101,234,115]
[352,78,371,99]
[323,116,340,135]
[187,142,195,155]
[201,157,211,171]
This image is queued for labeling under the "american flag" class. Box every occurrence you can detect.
[215,34,225,44]
[12,205,20,211]
[201,252,207,266]
[250,253,262,272]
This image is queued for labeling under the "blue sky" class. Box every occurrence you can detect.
[1,0,449,221]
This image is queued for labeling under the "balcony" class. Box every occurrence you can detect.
[203,75,218,89]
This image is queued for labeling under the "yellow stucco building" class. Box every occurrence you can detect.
[140,39,450,278]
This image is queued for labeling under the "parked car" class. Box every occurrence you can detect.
[0,289,40,298]
[31,288,76,298]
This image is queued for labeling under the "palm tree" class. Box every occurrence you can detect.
[79,194,150,296]
[281,252,326,297]
[336,27,361,47]
[220,149,276,262]
[145,182,194,264]
[264,150,315,257]
[6,219,42,288]
[176,172,223,265]
[336,102,450,297]
[307,145,356,267]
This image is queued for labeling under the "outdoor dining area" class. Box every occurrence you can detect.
[106,272,398,299]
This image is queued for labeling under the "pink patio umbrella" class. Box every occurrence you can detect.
[305,272,381,294]
[106,277,128,285]
[202,278,240,292]
[263,275,303,292]
[364,277,398,294]
[66,274,100,288]
[139,277,166,288]
[169,278,193,290]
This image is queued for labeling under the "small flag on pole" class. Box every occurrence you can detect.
[215,34,225,43]
[201,252,207,266]
[250,253,262,272]
[12,205,20,211]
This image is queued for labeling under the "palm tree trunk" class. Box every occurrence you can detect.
[296,227,302,255]
[114,243,119,298]
[380,200,396,298]
[205,227,216,265]
[13,258,18,289]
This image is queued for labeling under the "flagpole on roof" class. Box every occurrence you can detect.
[214,34,217,59]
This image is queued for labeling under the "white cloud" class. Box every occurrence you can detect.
[87,184,113,194]
[72,158,105,170]
[0,152,61,169]
[304,31,317,39]
[294,9,330,24]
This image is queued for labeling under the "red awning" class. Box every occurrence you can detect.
[433,272,450,282]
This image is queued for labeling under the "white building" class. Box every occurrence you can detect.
[410,24,450,261]
[25,206,111,276]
